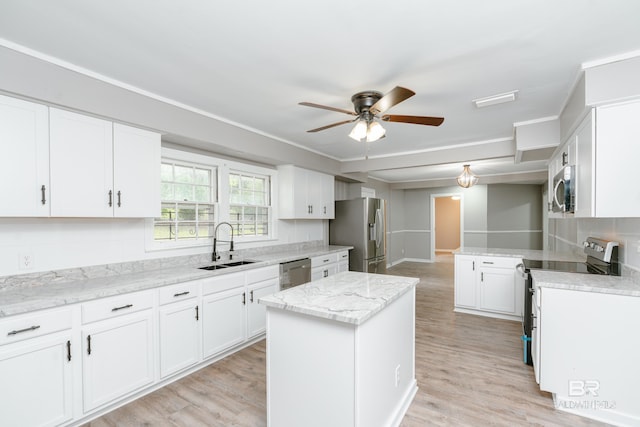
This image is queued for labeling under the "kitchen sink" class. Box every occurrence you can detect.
[198,260,257,271]
[219,260,257,267]
[199,264,229,271]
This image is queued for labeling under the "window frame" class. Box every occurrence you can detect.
[145,148,277,252]
[228,170,271,239]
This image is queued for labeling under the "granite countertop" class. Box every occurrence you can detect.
[258,271,419,325]
[0,245,352,318]
[531,270,640,297]
[454,247,585,262]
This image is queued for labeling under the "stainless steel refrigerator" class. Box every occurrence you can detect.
[329,198,386,274]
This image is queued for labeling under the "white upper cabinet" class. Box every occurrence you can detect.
[553,99,640,218]
[0,94,50,217]
[113,123,160,217]
[50,108,114,217]
[49,108,160,218]
[592,100,640,217]
[278,165,335,219]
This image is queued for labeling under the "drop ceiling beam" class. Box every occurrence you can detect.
[389,170,547,189]
[339,138,515,174]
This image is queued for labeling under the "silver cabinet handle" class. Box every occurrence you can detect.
[174,291,190,297]
[41,185,46,205]
[195,305,199,321]
[108,190,113,207]
[482,261,494,264]
[117,191,122,207]
[250,290,254,303]
[7,325,40,336]
[472,261,475,271]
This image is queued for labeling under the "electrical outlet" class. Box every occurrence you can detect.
[19,252,34,270]
[395,365,400,387]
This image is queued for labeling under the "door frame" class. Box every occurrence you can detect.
[430,193,464,261]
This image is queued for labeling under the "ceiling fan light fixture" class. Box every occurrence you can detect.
[366,120,386,142]
[348,118,368,141]
[472,90,518,108]
[457,164,478,188]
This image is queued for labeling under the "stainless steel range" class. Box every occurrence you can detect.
[517,237,620,366]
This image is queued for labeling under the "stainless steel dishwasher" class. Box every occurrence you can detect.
[279,258,311,290]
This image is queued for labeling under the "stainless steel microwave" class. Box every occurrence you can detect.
[552,165,575,213]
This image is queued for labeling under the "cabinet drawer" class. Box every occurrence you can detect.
[246,265,279,284]
[201,271,245,295]
[338,251,349,262]
[159,280,200,305]
[477,256,518,269]
[311,253,338,267]
[82,290,154,324]
[0,307,73,345]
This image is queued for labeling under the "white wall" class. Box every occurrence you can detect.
[548,217,640,271]
[0,217,324,276]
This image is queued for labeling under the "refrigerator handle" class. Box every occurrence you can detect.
[375,208,383,248]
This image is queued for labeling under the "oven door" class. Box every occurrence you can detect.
[531,289,541,384]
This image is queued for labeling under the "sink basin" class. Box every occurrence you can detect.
[199,260,257,271]
[198,264,229,271]
[219,260,257,267]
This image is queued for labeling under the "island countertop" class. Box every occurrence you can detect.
[259,271,419,325]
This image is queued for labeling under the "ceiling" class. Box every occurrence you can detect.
[1,1,640,185]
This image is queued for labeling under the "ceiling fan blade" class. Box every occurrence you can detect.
[368,86,415,115]
[381,115,445,126]
[299,102,357,116]
[306,119,355,133]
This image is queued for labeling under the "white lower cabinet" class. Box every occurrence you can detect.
[81,292,155,412]
[454,254,523,320]
[247,277,279,339]
[202,285,246,359]
[478,266,517,314]
[0,258,323,426]
[0,307,74,427]
[159,299,200,379]
[311,251,348,281]
[202,266,280,358]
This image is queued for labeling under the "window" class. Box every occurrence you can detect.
[229,171,270,238]
[154,161,217,242]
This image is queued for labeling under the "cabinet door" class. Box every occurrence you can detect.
[82,310,154,412]
[159,298,200,379]
[0,95,50,217]
[202,287,245,359]
[320,172,335,219]
[0,331,74,427]
[595,100,640,217]
[454,255,476,308]
[478,267,516,314]
[574,113,594,217]
[50,108,113,217]
[113,123,161,218]
[247,278,279,339]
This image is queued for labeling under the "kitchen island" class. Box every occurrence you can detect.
[259,271,419,427]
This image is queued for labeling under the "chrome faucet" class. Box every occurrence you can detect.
[212,222,235,262]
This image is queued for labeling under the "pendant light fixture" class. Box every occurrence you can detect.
[457,164,478,188]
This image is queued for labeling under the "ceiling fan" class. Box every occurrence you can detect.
[299,86,444,142]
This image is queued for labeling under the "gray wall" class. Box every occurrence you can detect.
[486,184,543,249]
[387,184,543,265]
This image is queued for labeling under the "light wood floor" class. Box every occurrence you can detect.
[85,259,607,426]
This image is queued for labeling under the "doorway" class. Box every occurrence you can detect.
[430,193,463,263]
